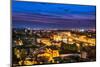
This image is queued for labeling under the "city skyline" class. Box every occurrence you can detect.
[12,1,96,66]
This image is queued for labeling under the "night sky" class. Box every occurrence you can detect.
[12,0,96,29]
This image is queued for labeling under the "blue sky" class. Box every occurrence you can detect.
[12,0,96,29]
